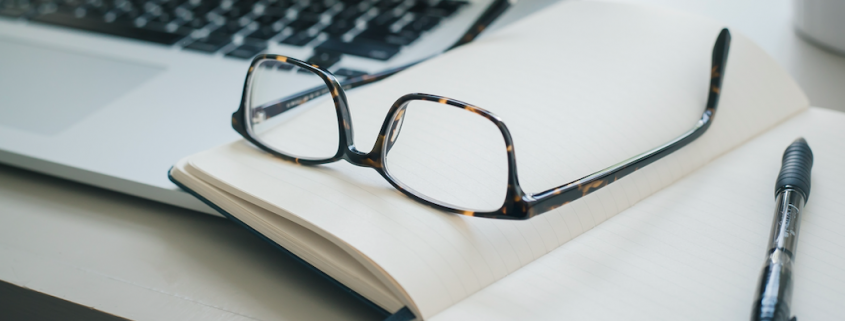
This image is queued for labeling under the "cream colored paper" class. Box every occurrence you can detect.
[432,107,845,320]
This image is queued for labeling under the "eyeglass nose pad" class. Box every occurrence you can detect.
[386,105,407,153]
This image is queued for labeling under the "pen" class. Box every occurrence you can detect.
[751,137,814,321]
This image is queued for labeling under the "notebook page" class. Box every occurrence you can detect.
[184,2,807,318]
[170,159,404,311]
[431,107,845,320]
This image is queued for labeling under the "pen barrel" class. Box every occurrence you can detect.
[751,250,795,321]
[751,189,805,321]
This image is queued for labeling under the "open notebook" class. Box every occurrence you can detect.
[169,2,845,320]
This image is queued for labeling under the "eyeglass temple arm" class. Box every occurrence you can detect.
[523,28,731,218]
[450,0,512,49]
[253,0,512,120]
[254,64,413,120]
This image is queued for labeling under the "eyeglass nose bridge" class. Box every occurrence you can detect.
[341,95,415,169]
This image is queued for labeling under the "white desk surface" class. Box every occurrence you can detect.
[2,0,844,320]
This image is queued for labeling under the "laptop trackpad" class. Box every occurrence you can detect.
[0,39,163,135]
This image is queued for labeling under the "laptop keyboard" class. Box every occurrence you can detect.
[1,0,468,66]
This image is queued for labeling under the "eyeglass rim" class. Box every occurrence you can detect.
[231,28,732,220]
[236,56,351,164]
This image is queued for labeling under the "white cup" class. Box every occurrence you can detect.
[794,0,845,55]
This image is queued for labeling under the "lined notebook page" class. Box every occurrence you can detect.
[183,2,807,318]
[431,107,845,320]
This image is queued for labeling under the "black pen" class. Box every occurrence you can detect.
[751,138,814,321]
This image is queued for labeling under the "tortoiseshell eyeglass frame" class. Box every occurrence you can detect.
[232,29,732,220]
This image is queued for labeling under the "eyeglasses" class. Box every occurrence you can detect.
[231,29,731,220]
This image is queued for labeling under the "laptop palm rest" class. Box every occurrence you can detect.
[0,38,163,135]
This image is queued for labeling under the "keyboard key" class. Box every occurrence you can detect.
[162,1,184,11]
[265,2,291,16]
[334,68,367,78]
[207,29,234,41]
[113,9,142,24]
[262,6,288,16]
[374,0,403,10]
[82,5,112,17]
[246,26,278,41]
[33,13,186,45]
[192,3,214,16]
[255,13,282,26]
[185,16,208,29]
[429,0,467,17]
[306,51,342,69]
[325,18,355,36]
[153,11,175,24]
[316,37,400,61]
[406,14,440,32]
[370,11,399,27]
[300,1,329,15]
[406,1,431,14]
[184,34,231,52]
[357,26,420,46]
[0,5,28,17]
[358,27,419,45]
[280,31,317,46]
[225,42,267,59]
[142,21,191,36]
[286,12,320,32]
[335,5,365,21]
[383,30,419,46]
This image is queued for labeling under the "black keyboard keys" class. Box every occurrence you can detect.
[225,42,267,59]
[408,0,466,17]
[0,1,29,17]
[15,0,465,64]
[142,21,191,37]
[316,37,400,61]
[358,26,419,46]
[246,26,279,41]
[334,68,367,79]
[325,18,356,36]
[33,13,186,45]
[383,30,419,46]
[281,31,318,46]
[184,34,232,53]
[406,14,440,32]
[286,12,320,33]
[306,51,342,69]
[428,0,467,18]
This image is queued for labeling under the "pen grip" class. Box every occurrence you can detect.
[775,138,813,200]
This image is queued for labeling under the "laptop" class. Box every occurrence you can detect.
[0,0,541,215]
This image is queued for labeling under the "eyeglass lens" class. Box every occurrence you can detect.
[383,99,509,212]
[247,59,339,160]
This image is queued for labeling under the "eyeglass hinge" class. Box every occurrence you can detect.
[252,109,266,124]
